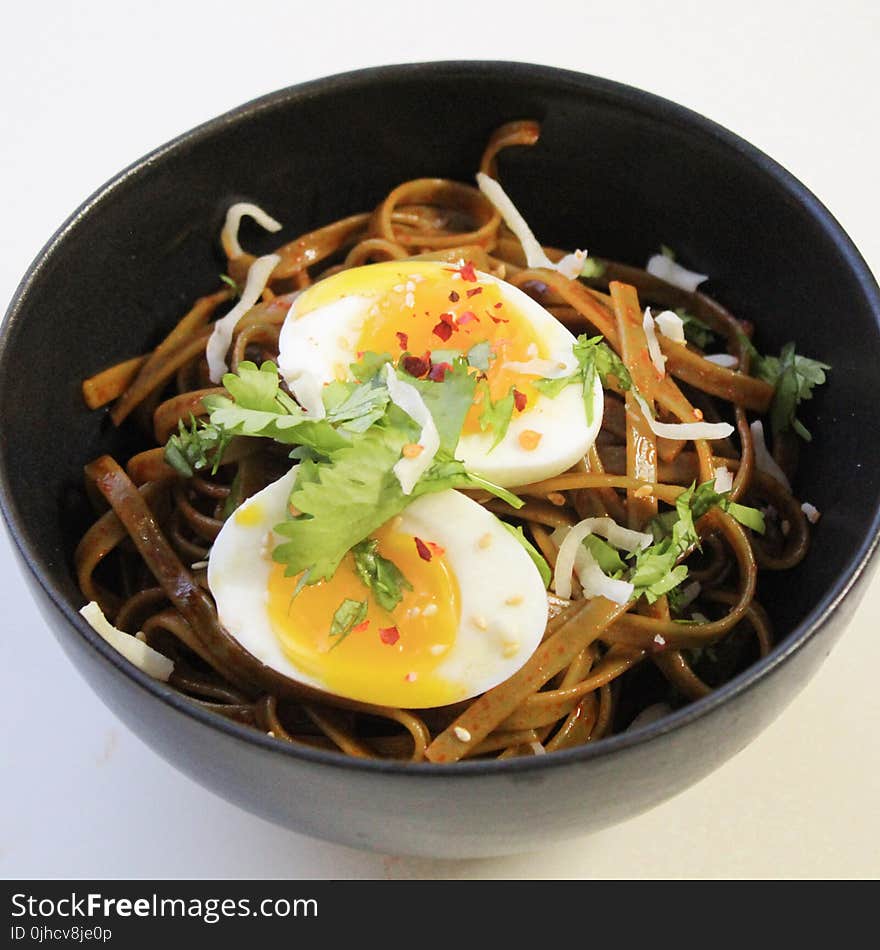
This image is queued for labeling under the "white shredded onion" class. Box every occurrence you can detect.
[626,702,672,731]
[704,353,739,368]
[646,253,709,292]
[802,502,822,524]
[642,307,667,376]
[749,420,791,490]
[221,202,283,259]
[677,581,702,610]
[80,601,174,681]
[552,518,651,603]
[654,310,686,344]
[475,172,586,279]
[502,357,572,378]
[288,371,326,420]
[634,392,734,441]
[384,365,440,494]
[713,466,734,493]
[206,254,280,383]
[528,741,547,756]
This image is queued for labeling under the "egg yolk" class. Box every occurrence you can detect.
[360,266,548,434]
[266,517,462,707]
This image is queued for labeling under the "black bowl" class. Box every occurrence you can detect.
[2,62,878,858]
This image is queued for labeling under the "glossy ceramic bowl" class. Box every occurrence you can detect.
[2,62,878,858]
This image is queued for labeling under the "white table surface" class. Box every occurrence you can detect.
[2,0,878,880]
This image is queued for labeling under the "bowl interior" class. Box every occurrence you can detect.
[2,62,879,747]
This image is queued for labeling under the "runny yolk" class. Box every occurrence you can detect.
[266,517,462,707]
[355,266,548,434]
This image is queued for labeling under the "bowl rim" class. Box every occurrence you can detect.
[2,59,880,777]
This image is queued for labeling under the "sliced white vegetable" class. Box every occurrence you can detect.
[288,370,326,420]
[552,517,651,602]
[654,310,686,344]
[676,581,702,610]
[634,392,734,441]
[206,254,280,383]
[627,702,672,731]
[750,420,791,490]
[704,353,739,368]
[80,601,174,681]
[502,357,573,378]
[801,502,821,524]
[384,364,440,495]
[643,307,667,376]
[476,172,586,279]
[646,253,709,292]
[221,202,283,259]
[713,466,734,493]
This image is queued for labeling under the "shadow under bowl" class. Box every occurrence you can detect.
[1,62,879,857]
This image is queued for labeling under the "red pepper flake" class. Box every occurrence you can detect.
[396,331,409,350]
[414,537,432,561]
[459,261,477,282]
[439,311,456,326]
[428,361,452,382]
[352,620,370,635]
[427,541,445,558]
[457,311,479,326]
[448,290,460,303]
[379,626,400,646]
[402,353,431,378]
[466,287,483,298]
[513,388,527,412]
[490,314,509,324]
[432,321,453,342]
[356,350,365,359]
[493,301,504,309]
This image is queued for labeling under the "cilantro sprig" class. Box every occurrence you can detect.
[740,339,830,442]
[329,599,368,649]
[351,538,413,612]
[533,334,631,425]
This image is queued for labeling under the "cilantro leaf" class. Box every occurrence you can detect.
[579,257,605,279]
[583,534,627,576]
[752,342,830,442]
[466,340,492,371]
[478,382,515,450]
[329,598,368,649]
[222,360,280,412]
[675,308,717,350]
[501,523,552,588]
[322,378,390,433]
[164,415,231,477]
[351,538,413,612]
[533,334,630,426]
[219,273,240,295]
[408,356,477,456]
[350,351,392,382]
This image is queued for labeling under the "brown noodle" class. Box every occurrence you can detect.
[75,121,811,764]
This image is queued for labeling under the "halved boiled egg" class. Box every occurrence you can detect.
[208,467,548,708]
[277,260,603,486]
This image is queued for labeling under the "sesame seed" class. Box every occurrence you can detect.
[547,492,566,506]
[502,640,520,658]
[267,730,276,738]
[135,631,147,642]
[478,532,493,549]
[405,292,415,309]
[634,484,653,498]
[422,603,438,617]
[405,280,415,292]
[406,607,422,620]
[190,560,209,570]
[429,644,447,656]
[471,615,488,631]
[453,726,472,742]
[505,594,523,606]
[694,408,704,420]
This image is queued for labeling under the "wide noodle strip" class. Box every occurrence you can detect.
[72,120,819,762]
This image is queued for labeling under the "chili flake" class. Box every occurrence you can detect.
[402,353,431,377]
[379,626,400,646]
[448,290,460,303]
[428,361,452,382]
[513,388,527,412]
[457,311,479,326]
[466,287,483,298]
[414,537,432,561]
[352,620,370,635]
[396,331,409,350]
[432,321,453,342]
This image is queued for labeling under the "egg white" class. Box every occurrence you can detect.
[276,261,603,487]
[207,468,549,707]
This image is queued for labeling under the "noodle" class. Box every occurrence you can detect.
[75,122,819,763]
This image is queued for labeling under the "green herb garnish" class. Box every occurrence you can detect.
[351,538,413,612]
[328,598,368,649]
